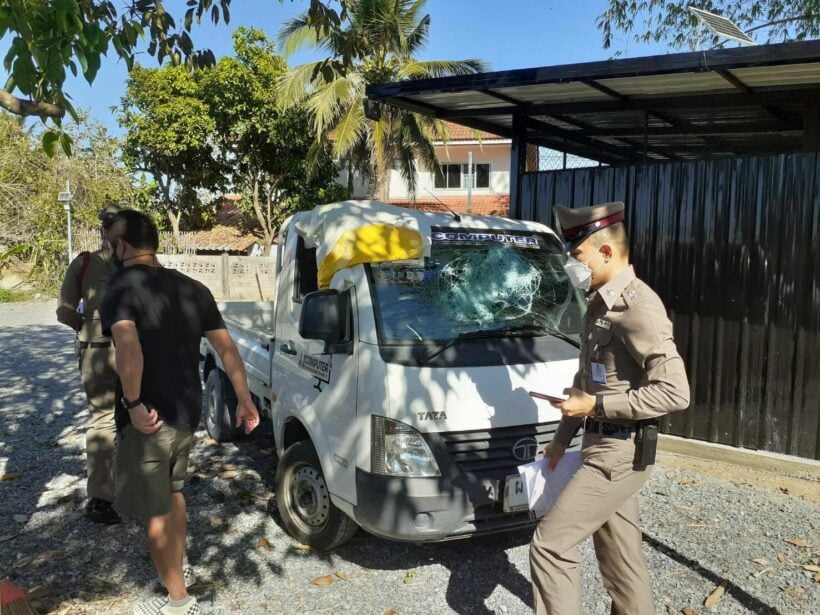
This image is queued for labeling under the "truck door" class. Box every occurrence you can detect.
[272,229,359,508]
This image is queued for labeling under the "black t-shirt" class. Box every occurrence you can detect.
[100,265,226,431]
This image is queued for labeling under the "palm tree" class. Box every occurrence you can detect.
[278,0,487,201]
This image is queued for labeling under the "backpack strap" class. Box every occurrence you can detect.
[76,251,91,297]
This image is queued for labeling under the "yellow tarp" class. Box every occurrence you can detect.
[318,223,423,288]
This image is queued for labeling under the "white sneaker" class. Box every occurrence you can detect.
[133,595,201,615]
[158,559,197,589]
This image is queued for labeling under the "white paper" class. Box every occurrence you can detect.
[517,451,583,519]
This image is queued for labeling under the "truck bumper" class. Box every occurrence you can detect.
[353,468,536,542]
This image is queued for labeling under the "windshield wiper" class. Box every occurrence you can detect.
[542,326,581,349]
[416,325,546,366]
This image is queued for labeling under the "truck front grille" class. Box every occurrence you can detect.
[438,421,581,481]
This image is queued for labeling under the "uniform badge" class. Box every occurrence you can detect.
[594,318,612,330]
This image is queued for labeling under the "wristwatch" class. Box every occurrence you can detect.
[593,394,606,417]
[123,397,143,409]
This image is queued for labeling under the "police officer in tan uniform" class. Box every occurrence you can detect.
[57,204,122,525]
[529,202,690,615]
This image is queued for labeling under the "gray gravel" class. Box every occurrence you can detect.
[1,302,818,615]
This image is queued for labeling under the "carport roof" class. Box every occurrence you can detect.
[365,40,820,165]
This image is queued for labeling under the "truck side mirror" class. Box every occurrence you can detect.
[299,289,353,354]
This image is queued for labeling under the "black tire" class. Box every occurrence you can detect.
[275,440,358,550]
[203,369,239,442]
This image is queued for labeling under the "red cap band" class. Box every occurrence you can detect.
[562,211,625,243]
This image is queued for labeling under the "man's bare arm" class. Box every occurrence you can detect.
[111,320,162,434]
[205,328,259,433]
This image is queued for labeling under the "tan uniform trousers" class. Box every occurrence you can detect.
[79,345,118,502]
[530,432,653,615]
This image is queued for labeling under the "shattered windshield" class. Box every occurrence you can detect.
[368,229,584,343]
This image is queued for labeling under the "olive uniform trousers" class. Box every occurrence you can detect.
[79,345,118,502]
[529,433,654,615]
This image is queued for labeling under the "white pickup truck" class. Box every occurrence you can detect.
[201,200,584,550]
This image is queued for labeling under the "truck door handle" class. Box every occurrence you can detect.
[279,341,297,355]
[258,336,270,351]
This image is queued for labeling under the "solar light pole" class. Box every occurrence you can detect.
[57,181,73,262]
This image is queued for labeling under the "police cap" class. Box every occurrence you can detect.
[98,203,123,227]
[554,201,625,248]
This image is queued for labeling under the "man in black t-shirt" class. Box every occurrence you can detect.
[101,210,259,615]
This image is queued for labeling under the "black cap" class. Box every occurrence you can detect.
[98,203,123,226]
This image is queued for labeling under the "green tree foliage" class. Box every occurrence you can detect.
[0,111,147,288]
[0,0,231,126]
[278,0,486,200]
[0,0,349,154]
[118,64,222,237]
[597,1,820,51]
[199,27,344,255]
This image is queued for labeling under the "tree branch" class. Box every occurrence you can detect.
[0,89,65,119]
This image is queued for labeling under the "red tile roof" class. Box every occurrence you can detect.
[439,121,506,142]
[391,195,510,217]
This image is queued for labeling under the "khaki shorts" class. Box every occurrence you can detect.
[114,424,194,520]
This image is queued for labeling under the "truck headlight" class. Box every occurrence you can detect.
[371,416,441,477]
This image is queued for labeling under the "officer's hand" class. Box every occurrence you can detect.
[557,387,596,418]
[542,441,566,471]
[235,399,260,434]
[129,405,163,434]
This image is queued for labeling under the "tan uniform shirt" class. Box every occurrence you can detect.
[555,266,690,445]
[56,249,118,343]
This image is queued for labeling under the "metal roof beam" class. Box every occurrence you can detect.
[565,124,803,138]
[715,69,795,126]
[435,87,820,119]
[525,116,679,162]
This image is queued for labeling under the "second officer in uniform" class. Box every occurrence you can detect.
[529,201,690,615]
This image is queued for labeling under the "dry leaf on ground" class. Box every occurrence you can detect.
[674,504,697,513]
[814,571,820,583]
[665,606,676,615]
[680,477,697,486]
[311,575,336,586]
[801,564,820,573]
[785,538,811,548]
[751,558,770,566]
[220,471,238,480]
[682,608,701,615]
[290,543,312,552]
[780,586,805,599]
[334,571,349,581]
[257,538,272,550]
[383,610,399,615]
[403,570,416,585]
[1,472,20,480]
[704,581,726,607]
[777,553,787,564]
[751,567,773,579]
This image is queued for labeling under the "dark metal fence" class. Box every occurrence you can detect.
[516,153,820,460]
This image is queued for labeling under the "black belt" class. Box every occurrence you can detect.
[78,341,112,349]
[584,417,634,437]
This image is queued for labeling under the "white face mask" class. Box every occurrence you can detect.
[564,254,603,290]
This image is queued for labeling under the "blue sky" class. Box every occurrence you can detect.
[30,1,673,135]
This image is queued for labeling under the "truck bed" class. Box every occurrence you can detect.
[214,301,275,396]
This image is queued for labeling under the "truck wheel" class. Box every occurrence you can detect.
[276,440,358,550]
[204,369,239,442]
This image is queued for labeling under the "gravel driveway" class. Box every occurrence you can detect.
[1,302,818,615]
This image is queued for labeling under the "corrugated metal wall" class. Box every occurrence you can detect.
[517,153,820,460]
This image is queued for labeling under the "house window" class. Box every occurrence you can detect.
[434,163,491,189]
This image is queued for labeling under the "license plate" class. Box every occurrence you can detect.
[503,473,529,513]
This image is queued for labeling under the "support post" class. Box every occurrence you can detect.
[508,114,527,219]
[222,252,230,299]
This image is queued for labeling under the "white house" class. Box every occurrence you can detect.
[339,122,525,217]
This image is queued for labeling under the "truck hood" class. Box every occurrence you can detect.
[385,359,577,432]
